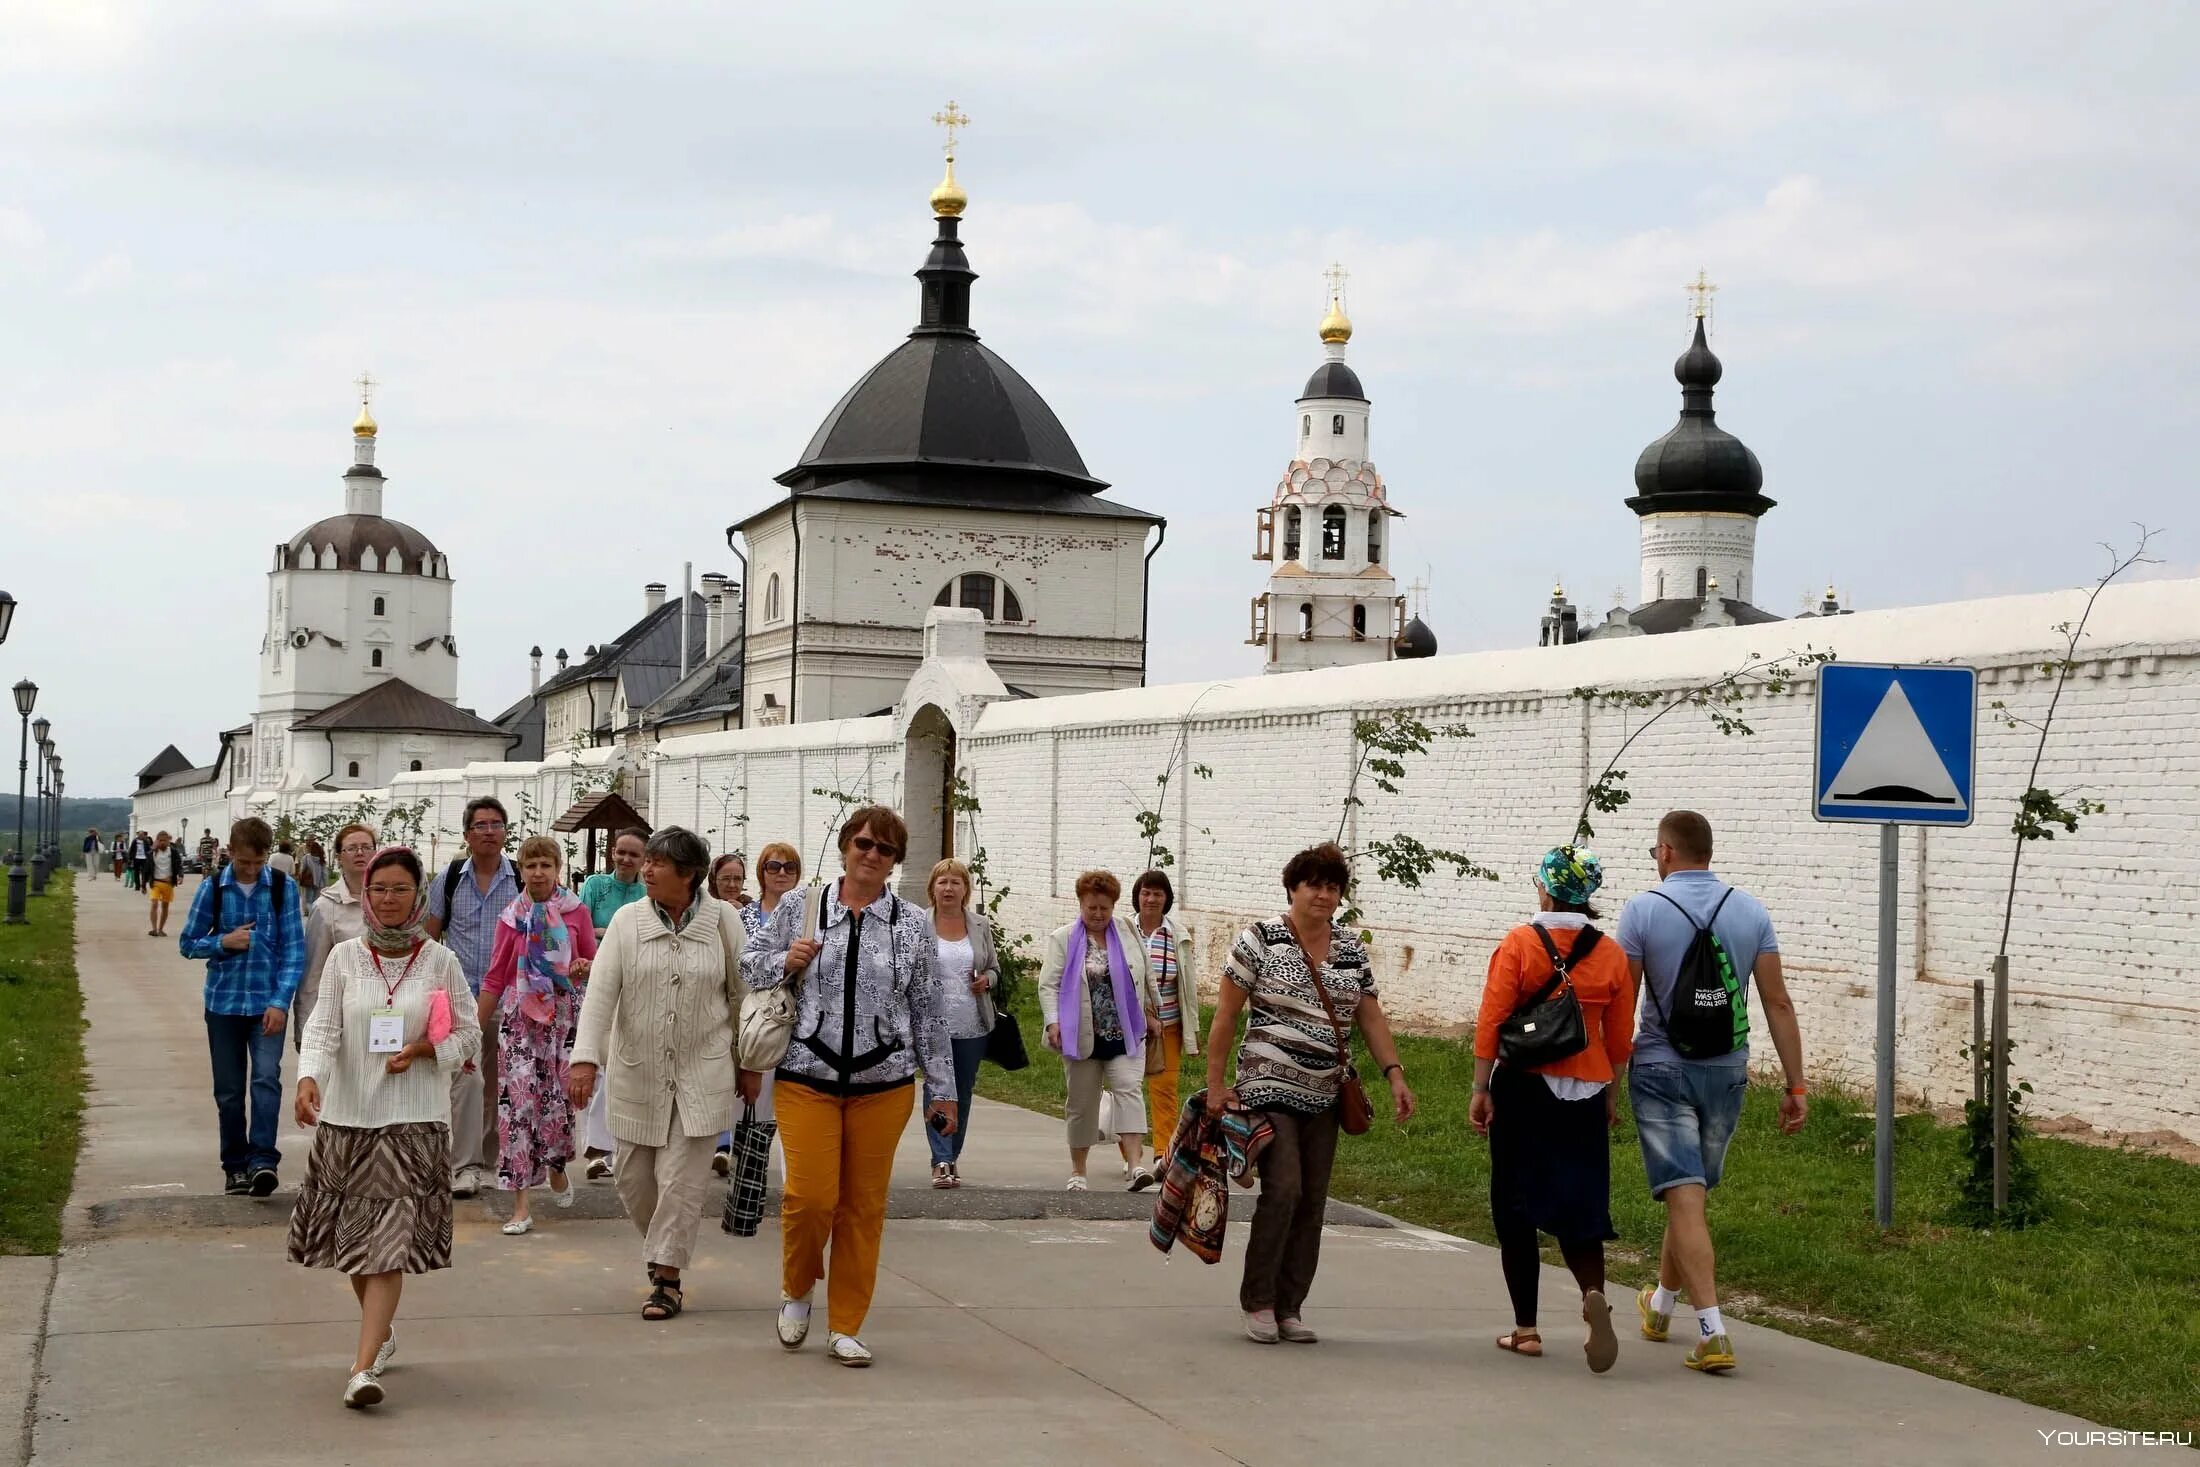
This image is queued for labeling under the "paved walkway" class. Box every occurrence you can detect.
[19,879,2092,1464]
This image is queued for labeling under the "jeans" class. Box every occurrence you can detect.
[1629,1061,1749,1197]
[927,1035,989,1165]
[205,1011,285,1175]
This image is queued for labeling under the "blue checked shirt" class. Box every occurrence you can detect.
[427,856,519,996]
[178,868,308,1017]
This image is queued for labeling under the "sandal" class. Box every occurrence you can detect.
[1582,1290,1618,1374]
[642,1267,684,1321]
[1065,1174,1089,1192]
[1496,1329,1543,1356]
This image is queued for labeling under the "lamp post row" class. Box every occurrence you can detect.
[3,587,61,927]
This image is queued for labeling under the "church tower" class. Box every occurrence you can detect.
[1248,268,1404,673]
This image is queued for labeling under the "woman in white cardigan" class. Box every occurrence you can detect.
[1039,870,1162,1193]
[568,827,746,1322]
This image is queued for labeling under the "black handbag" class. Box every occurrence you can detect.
[719,1101,777,1237]
[984,1010,1030,1072]
[1497,925,1596,1069]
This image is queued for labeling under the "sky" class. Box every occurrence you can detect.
[2,0,2194,796]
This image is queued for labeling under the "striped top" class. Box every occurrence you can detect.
[1225,918,1376,1115]
[1146,923,1182,1028]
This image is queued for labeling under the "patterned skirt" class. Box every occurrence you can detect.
[286,1121,453,1275]
[495,993,577,1191]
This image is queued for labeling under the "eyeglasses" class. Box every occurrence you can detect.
[760,860,799,875]
[848,836,902,861]
[339,843,375,856]
[469,820,507,833]
[366,885,418,900]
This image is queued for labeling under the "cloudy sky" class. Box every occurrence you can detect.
[3,1,2194,795]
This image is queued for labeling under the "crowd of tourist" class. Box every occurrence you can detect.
[158,797,1806,1410]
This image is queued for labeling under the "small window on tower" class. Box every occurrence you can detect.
[1332,414,1345,435]
[370,648,383,669]
[347,761,360,778]
[1352,604,1367,640]
[1695,567,1708,599]
[1283,507,1302,561]
[1367,510,1382,565]
[959,572,996,621]
[409,760,422,772]
[1001,584,1023,621]
[766,574,782,622]
[372,596,386,617]
[1322,506,1346,560]
[1301,414,1310,436]
[1299,602,1313,639]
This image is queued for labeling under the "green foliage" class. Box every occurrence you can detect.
[1128,692,1224,873]
[1333,711,1493,934]
[0,872,84,1253]
[951,773,1034,1009]
[1571,646,1837,842]
[1951,1038,2049,1230]
[808,783,868,872]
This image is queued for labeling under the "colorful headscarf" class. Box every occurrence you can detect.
[1535,845,1604,908]
[498,886,587,1021]
[363,847,430,956]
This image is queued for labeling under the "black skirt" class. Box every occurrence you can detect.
[1486,1062,1616,1246]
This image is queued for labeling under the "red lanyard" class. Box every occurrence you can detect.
[368,941,423,1006]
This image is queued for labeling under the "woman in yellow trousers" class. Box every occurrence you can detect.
[1131,870,1199,1162]
[741,806,958,1367]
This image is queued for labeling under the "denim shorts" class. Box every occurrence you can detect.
[1629,1062,1749,1197]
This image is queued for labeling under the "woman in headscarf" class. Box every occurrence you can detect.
[1470,845,1634,1371]
[289,846,481,1409]
[477,836,599,1236]
[1040,870,1162,1193]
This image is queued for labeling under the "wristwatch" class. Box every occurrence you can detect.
[1382,1063,1403,1079]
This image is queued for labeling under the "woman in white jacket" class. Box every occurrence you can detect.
[1039,870,1162,1193]
[568,827,746,1323]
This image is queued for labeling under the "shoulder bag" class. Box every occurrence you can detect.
[738,884,823,1071]
[1284,919,1373,1135]
[1498,925,1596,1068]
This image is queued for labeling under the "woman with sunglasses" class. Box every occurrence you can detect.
[744,807,956,1366]
[292,823,379,1052]
[290,847,482,1409]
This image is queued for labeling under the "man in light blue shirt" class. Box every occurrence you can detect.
[426,795,518,1195]
[1616,809,1807,1376]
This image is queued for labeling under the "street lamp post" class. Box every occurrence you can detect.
[7,679,36,924]
[0,590,15,645]
[29,730,48,897]
[45,748,61,868]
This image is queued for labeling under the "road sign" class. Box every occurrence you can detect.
[1810,661,1978,1230]
[1813,663,1977,826]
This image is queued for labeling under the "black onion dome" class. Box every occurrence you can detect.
[1395,615,1438,659]
[284,514,441,573]
[778,214,1102,493]
[1626,317,1774,518]
[1299,360,1367,402]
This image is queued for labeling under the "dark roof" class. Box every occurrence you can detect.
[1299,361,1367,402]
[618,662,682,714]
[538,594,708,698]
[641,642,744,730]
[136,744,193,784]
[283,512,443,573]
[735,474,1162,532]
[551,790,651,835]
[1623,597,1786,635]
[494,692,546,763]
[140,762,222,794]
[1395,615,1438,659]
[290,677,511,738]
[1628,318,1774,518]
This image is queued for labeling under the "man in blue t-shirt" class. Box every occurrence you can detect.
[1616,809,1808,1376]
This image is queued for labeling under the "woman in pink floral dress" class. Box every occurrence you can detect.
[477,836,598,1235]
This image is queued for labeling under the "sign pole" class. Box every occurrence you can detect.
[1874,823,1899,1229]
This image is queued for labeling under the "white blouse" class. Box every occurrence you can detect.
[298,937,482,1131]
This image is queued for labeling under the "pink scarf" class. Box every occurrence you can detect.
[497,886,585,1025]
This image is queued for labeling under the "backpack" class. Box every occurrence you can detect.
[1645,887,1748,1060]
[440,857,513,923]
[204,868,288,947]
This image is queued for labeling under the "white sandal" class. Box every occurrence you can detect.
[1064,1174,1089,1192]
[501,1215,533,1236]
[778,1292,813,1349]
[829,1332,873,1367]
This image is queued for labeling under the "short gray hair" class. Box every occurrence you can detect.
[644,826,712,902]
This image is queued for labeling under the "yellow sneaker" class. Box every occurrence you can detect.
[1637,1284,1671,1343]
[1685,1334,1736,1373]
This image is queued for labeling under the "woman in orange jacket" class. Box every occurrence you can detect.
[1470,845,1634,1373]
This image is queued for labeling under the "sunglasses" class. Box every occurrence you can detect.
[848,836,902,861]
[760,860,799,875]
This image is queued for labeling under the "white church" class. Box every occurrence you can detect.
[131,129,2200,1150]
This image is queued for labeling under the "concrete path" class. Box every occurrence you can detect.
[20,879,2095,1465]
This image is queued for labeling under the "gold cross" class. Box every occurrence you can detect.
[1687,268,1717,322]
[932,99,970,158]
[354,370,377,406]
[1324,260,1350,306]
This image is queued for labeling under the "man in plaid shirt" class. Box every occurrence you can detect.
[177,816,306,1197]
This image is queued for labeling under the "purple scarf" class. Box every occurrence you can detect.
[1060,919,1145,1058]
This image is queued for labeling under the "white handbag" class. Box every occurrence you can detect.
[738,884,822,1071]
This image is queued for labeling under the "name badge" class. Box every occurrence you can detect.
[368,1008,405,1054]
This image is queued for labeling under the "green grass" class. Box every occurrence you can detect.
[977,988,2200,1431]
[0,871,86,1254]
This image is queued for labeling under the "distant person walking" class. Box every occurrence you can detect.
[1620,810,1808,1375]
[1470,846,1634,1372]
[479,837,598,1236]
[924,858,999,1188]
[576,826,649,1180]
[1040,870,1161,1193]
[146,831,184,937]
[198,831,218,875]
[297,823,378,1050]
[112,835,126,881]
[298,839,327,910]
[1131,869,1200,1162]
[1205,842,1416,1345]
[290,845,482,1410]
[177,817,306,1198]
[569,828,746,1322]
[425,796,519,1198]
[81,827,100,880]
[128,831,151,890]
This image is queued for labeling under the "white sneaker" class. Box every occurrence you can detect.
[1064,1174,1088,1192]
[501,1215,533,1236]
[369,1329,396,1377]
[777,1292,812,1350]
[829,1332,873,1367]
[343,1371,384,1408]
[451,1170,481,1200]
[586,1154,615,1181]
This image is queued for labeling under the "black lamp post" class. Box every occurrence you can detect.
[0,590,16,646]
[43,746,59,868]
[52,765,64,874]
[29,727,48,896]
[7,678,35,924]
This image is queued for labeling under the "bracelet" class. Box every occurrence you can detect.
[1382,1063,1403,1079]
[1786,1085,1807,1096]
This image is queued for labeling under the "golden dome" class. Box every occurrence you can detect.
[1318,295,1353,344]
[352,402,378,438]
[930,156,967,218]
